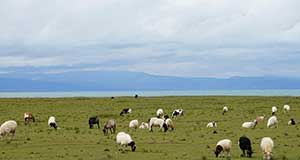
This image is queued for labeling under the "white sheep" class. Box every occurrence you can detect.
[116,132,136,152]
[129,119,139,130]
[139,122,149,129]
[148,117,167,132]
[260,137,274,160]
[214,139,232,158]
[48,116,58,129]
[267,116,278,128]
[271,106,277,115]
[0,120,17,139]
[222,106,228,115]
[283,104,290,112]
[242,120,257,128]
[156,108,164,118]
[206,121,217,128]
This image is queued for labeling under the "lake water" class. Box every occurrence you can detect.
[1,89,300,98]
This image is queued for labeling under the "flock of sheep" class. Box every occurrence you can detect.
[208,104,294,160]
[0,101,296,159]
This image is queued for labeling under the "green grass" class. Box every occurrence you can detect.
[0,96,300,160]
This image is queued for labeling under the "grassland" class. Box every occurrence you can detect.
[0,96,300,160]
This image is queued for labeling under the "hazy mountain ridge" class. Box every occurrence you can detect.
[0,70,300,91]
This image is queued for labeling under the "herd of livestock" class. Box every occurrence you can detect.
[0,101,297,159]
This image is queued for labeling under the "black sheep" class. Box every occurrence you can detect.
[239,136,253,157]
[289,118,296,125]
[120,108,132,116]
[88,116,100,129]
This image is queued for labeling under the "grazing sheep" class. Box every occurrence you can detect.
[260,137,274,160]
[116,132,136,152]
[283,104,290,112]
[206,121,217,128]
[120,108,132,116]
[24,112,35,125]
[172,109,184,118]
[222,106,228,115]
[88,116,100,129]
[0,120,17,139]
[148,117,168,132]
[267,116,278,128]
[48,116,57,129]
[271,106,277,115]
[139,122,149,129]
[215,139,232,158]
[165,118,174,131]
[129,119,139,130]
[103,119,116,135]
[156,108,164,118]
[288,118,296,125]
[242,120,257,128]
[256,115,265,123]
[239,136,253,157]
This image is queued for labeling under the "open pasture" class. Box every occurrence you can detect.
[0,96,300,160]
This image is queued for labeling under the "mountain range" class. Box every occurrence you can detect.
[0,69,300,91]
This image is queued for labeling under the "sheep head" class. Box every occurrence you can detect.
[215,145,223,157]
[128,141,136,152]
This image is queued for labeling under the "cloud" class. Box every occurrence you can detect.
[0,0,300,77]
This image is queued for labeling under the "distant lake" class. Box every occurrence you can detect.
[1,89,300,98]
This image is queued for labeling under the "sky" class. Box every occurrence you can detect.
[0,0,300,78]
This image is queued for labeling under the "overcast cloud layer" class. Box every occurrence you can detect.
[0,0,300,77]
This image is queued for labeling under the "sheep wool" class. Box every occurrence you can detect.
[283,105,290,112]
[215,139,232,157]
[129,119,139,129]
[267,116,278,128]
[156,109,164,118]
[206,121,217,128]
[116,132,136,152]
[242,121,257,128]
[48,116,57,129]
[139,122,149,129]
[0,120,17,138]
[260,137,274,160]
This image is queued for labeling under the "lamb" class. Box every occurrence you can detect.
[156,108,164,118]
[120,108,132,116]
[222,106,228,115]
[24,112,35,125]
[48,116,57,129]
[283,104,290,112]
[206,121,217,128]
[271,106,277,115]
[165,118,174,131]
[288,118,296,125]
[267,116,278,128]
[242,120,257,128]
[260,137,274,160]
[256,115,265,123]
[148,117,168,132]
[116,132,136,152]
[88,116,100,129]
[103,119,116,135]
[239,136,253,157]
[214,139,232,158]
[172,109,184,118]
[0,120,17,139]
[129,119,139,130]
[139,122,149,129]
